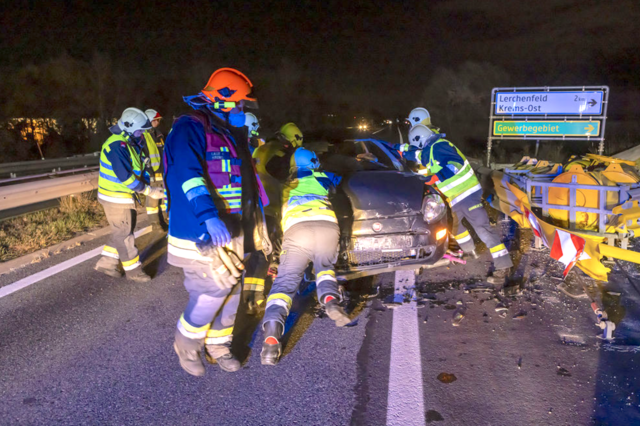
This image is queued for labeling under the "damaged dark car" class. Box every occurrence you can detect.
[258,138,450,280]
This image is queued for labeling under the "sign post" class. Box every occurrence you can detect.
[486,86,609,166]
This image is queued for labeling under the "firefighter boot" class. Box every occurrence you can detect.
[465,249,479,260]
[324,297,351,327]
[94,256,124,278]
[205,344,241,373]
[173,330,205,377]
[94,264,124,278]
[261,321,283,366]
[125,268,152,283]
[487,268,509,288]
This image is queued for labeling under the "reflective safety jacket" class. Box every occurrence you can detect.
[143,131,163,180]
[407,138,481,207]
[281,170,340,232]
[98,133,147,204]
[164,110,269,261]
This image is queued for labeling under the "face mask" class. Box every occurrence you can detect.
[133,129,145,138]
[227,111,246,128]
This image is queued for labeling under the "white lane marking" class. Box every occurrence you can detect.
[0,226,153,299]
[387,270,426,426]
[373,127,386,135]
[396,125,404,145]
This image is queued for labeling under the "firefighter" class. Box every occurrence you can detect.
[244,112,263,155]
[94,107,164,282]
[406,107,435,129]
[253,122,303,181]
[242,122,305,313]
[165,68,271,376]
[403,124,513,286]
[261,147,350,366]
[142,109,167,231]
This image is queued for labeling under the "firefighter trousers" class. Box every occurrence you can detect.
[451,191,513,270]
[95,201,141,272]
[263,221,340,328]
[144,181,167,222]
[169,235,244,358]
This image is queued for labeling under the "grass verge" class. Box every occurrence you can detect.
[0,192,108,262]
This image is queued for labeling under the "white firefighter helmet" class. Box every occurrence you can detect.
[407,107,431,127]
[117,107,152,135]
[145,109,162,121]
[244,112,260,134]
[408,124,435,149]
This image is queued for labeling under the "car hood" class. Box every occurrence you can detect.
[340,171,426,220]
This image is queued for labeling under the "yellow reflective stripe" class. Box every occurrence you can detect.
[219,188,241,194]
[267,293,292,307]
[121,256,140,267]
[103,245,118,254]
[98,187,134,198]
[167,237,212,262]
[206,326,233,338]
[182,177,207,193]
[179,314,210,334]
[221,147,230,172]
[490,244,507,254]
[469,203,483,211]
[317,270,335,278]
[244,277,265,285]
[146,207,159,214]
[437,161,473,193]
[449,184,482,207]
[168,236,198,250]
[455,230,469,240]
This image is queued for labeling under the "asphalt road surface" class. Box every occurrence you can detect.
[2,218,640,425]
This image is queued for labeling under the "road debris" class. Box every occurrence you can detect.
[426,410,444,422]
[437,372,457,383]
[452,307,467,326]
[513,311,527,320]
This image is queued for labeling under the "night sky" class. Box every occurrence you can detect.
[2,0,639,118]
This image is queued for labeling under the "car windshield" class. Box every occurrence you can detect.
[324,140,404,172]
[318,139,406,173]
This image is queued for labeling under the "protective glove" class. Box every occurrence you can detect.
[243,285,265,315]
[393,143,414,153]
[205,217,232,247]
[143,185,164,199]
[403,149,420,163]
[196,240,245,290]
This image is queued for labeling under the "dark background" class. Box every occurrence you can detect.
[1,0,639,162]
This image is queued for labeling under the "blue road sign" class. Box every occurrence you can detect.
[494,91,604,116]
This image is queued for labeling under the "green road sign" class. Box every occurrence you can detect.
[493,120,601,138]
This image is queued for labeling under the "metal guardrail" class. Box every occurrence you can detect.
[0,166,99,185]
[0,153,100,178]
[0,171,99,212]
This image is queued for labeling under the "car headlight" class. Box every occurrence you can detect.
[422,193,446,223]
